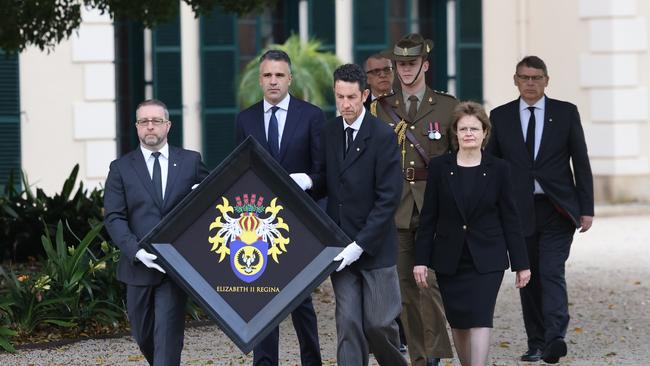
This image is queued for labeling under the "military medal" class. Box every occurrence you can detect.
[427,122,442,140]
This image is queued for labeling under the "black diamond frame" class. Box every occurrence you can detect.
[139,137,347,353]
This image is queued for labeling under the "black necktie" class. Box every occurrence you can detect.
[344,127,354,157]
[526,106,536,162]
[151,152,163,204]
[408,95,419,122]
[268,106,280,158]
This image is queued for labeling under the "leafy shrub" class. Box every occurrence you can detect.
[0,221,125,351]
[0,165,106,261]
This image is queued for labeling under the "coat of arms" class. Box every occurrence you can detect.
[208,194,290,283]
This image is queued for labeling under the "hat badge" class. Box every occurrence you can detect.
[401,47,408,56]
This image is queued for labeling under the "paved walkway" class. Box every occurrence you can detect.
[2,211,649,365]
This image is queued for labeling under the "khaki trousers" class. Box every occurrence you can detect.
[397,229,453,365]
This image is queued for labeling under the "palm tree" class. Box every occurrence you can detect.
[238,35,341,109]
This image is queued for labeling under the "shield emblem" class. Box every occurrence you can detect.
[230,239,268,283]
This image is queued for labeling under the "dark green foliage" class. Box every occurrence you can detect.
[0,164,106,261]
[0,0,277,53]
[0,221,124,352]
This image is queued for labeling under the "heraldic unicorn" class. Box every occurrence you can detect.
[208,194,290,283]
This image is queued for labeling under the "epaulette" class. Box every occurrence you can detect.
[370,99,378,116]
[433,89,457,99]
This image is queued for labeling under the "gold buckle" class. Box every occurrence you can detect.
[405,167,415,181]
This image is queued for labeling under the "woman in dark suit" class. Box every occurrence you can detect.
[413,101,531,366]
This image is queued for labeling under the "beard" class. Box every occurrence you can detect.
[141,134,163,147]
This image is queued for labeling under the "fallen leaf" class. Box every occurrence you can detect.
[574,327,583,333]
[499,341,510,348]
[605,352,617,357]
[128,354,145,361]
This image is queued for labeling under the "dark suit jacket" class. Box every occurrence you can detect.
[104,146,209,286]
[311,112,403,270]
[235,95,325,175]
[486,97,594,236]
[414,153,529,275]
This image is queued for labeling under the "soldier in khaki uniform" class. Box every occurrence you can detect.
[371,34,457,366]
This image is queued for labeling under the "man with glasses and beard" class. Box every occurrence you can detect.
[104,99,209,365]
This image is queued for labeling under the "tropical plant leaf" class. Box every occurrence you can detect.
[238,35,340,109]
[0,336,16,353]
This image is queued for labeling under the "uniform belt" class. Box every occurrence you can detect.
[404,167,428,181]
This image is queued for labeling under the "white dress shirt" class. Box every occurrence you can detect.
[263,94,291,148]
[140,143,169,199]
[342,108,366,149]
[519,96,545,194]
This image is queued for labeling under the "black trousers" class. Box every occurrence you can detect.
[126,278,187,366]
[253,295,322,366]
[520,195,575,350]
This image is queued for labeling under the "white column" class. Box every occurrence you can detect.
[335,0,353,63]
[446,0,456,95]
[410,0,420,34]
[143,28,153,100]
[299,0,309,43]
[180,2,202,152]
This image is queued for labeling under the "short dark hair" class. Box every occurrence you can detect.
[136,99,169,120]
[516,55,548,76]
[449,101,492,151]
[333,63,367,92]
[259,49,292,69]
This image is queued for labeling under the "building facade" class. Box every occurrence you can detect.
[1,0,648,203]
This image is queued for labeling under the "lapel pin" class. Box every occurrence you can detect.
[483,172,486,176]
[428,96,433,103]
[450,172,454,175]
[356,147,360,152]
[549,118,553,122]
[173,163,177,167]
[395,99,399,105]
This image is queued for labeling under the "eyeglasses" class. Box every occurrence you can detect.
[516,74,546,82]
[457,127,482,135]
[366,66,393,76]
[136,118,168,126]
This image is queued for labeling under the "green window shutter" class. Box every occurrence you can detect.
[456,0,483,102]
[0,52,21,189]
[309,0,336,52]
[200,10,239,168]
[152,10,183,147]
[353,0,388,63]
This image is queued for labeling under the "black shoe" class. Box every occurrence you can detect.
[399,344,407,354]
[542,338,567,364]
[520,348,543,362]
[426,358,441,366]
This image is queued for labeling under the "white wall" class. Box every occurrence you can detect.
[483,0,650,202]
[20,8,116,195]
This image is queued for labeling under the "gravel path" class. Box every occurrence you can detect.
[2,213,649,365]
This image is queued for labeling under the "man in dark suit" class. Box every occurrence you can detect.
[486,56,594,364]
[235,49,324,366]
[309,63,407,366]
[363,53,394,111]
[104,99,209,365]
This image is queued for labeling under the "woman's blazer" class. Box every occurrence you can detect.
[414,152,529,275]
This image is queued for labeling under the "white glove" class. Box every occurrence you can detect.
[289,173,313,191]
[333,242,364,272]
[135,249,166,274]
